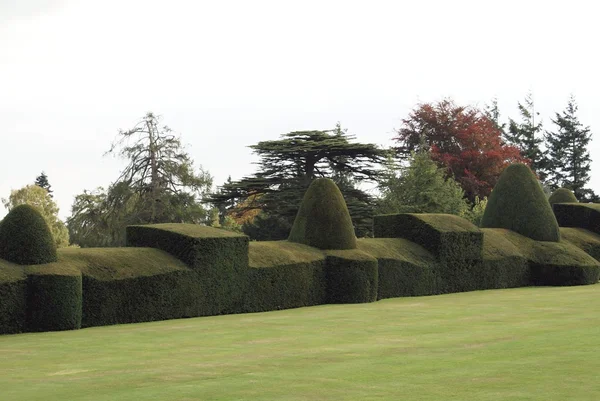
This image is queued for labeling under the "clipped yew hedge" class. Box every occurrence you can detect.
[245,241,326,312]
[0,204,57,265]
[25,266,82,332]
[548,188,578,205]
[481,163,561,242]
[553,203,600,234]
[357,238,438,299]
[0,263,27,334]
[126,224,249,315]
[324,249,378,304]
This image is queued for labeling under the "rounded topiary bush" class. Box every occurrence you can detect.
[0,204,57,264]
[481,163,560,242]
[548,188,578,205]
[288,178,357,250]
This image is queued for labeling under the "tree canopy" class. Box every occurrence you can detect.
[377,150,470,217]
[67,112,212,247]
[393,99,526,201]
[545,96,595,201]
[209,125,387,239]
[2,184,69,248]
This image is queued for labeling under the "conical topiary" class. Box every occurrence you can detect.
[288,178,357,250]
[548,188,578,205]
[480,163,560,242]
[0,204,57,264]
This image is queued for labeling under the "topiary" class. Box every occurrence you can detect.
[288,178,357,250]
[480,163,560,242]
[0,204,57,264]
[548,188,578,205]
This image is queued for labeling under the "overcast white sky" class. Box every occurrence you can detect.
[1,0,598,220]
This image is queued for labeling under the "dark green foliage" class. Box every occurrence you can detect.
[242,213,292,241]
[481,163,560,242]
[51,247,197,327]
[528,242,599,286]
[357,238,438,299]
[374,213,482,260]
[126,224,248,315]
[373,213,484,293]
[549,188,578,205]
[545,96,593,198]
[553,203,600,234]
[324,250,378,303]
[480,229,530,289]
[288,178,357,250]
[25,268,82,332]
[209,126,386,239]
[35,171,53,197]
[506,93,547,178]
[0,204,57,265]
[560,227,600,262]
[0,264,27,334]
[245,241,326,312]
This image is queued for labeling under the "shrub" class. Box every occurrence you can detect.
[0,262,27,334]
[481,163,560,242]
[560,227,600,261]
[0,204,57,265]
[324,249,378,303]
[553,203,600,234]
[480,229,530,289]
[357,238,438,298]
[548,188,578,205]
[245,241,326,312]
[25,265,82,332]
[288,178,356,250]
[126,224,248,315]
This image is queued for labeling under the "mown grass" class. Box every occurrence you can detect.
[1,285,599,401]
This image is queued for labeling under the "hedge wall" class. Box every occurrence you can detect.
[324,249,378,304]
[479,229,530,289]
[0,262,27,334]
[373,213,483,293]
[357,238,437,299]
[126,224,248,315]
[553,203,600,234]
[245,241,326,312]
[25,265,82,332]
[560,227,600,262]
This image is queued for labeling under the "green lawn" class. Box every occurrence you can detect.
[1,286,599,401]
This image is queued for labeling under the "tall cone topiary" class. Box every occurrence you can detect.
[0,204,57,264]
[481,163,560,242]
[548,188,578,205]
[288,178,357,249]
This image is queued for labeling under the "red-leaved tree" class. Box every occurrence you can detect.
[394,99,527,201]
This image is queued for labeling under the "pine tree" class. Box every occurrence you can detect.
[34,172,53,198]
[506,93,547,179]
[209,127,387,239]
[484,97,506,139]
[545,95,594,200]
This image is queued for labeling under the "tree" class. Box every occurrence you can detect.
[209,126,387,239]
[377,150,470,216]
[545,96,594,200]
[2,184,69,247]
[35,172,53,198]
[484,97,507,139]
[394,99,526,201]
[506,92,547,178]
[67,112,213,247]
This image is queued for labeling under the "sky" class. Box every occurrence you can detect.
[1,0,599,220]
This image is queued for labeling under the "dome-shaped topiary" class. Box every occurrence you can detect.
[288,178,357,250]
[0,204,57,264]
[480,163,560,242]
[548,188,578,205]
